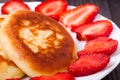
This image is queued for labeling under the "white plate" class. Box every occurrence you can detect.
[0,2,120,80]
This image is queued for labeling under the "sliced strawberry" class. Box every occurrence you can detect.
[35,0,68,20]
[60,4,99,30]
[52,72,75,80]
[30,72,75,80]
[1,0,30,14]
[74,20,113,40]
[78,37,118,55]
[68,53,110,76]
[77,50,90,56]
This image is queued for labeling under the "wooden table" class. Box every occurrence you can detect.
[0,0,120,80]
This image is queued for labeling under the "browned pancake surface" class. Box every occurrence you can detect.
[0,10,76,77]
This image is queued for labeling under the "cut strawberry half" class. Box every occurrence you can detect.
[30,72,75,80]
[60,4,99,30]
[74,20,113,40]
[35,0,68,20]
[1,0,30,14]
[68,53,110,76]
[77,50,90,56]
[78,37,118,56]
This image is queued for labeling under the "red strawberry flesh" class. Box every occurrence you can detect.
[30,72,75,80]
[74,20,113,40]
[68,53,110,76]
[60,4,99,30]
[1,0,30,14]
[35,0,68,20]
[82,37,118,55]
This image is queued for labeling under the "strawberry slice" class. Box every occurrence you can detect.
[35,0,68,20]
[77,37,118,56]
[74,20,113,40]
[1,0,30,14]
[30,72,75,80]
[77,50,91,56]
[60,4,99,30]
[68,53,110,76]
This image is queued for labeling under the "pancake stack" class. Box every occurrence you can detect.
[0,10,76,79]
[0,15,25,80]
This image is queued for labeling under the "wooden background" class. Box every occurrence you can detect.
[0,0,120,80]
